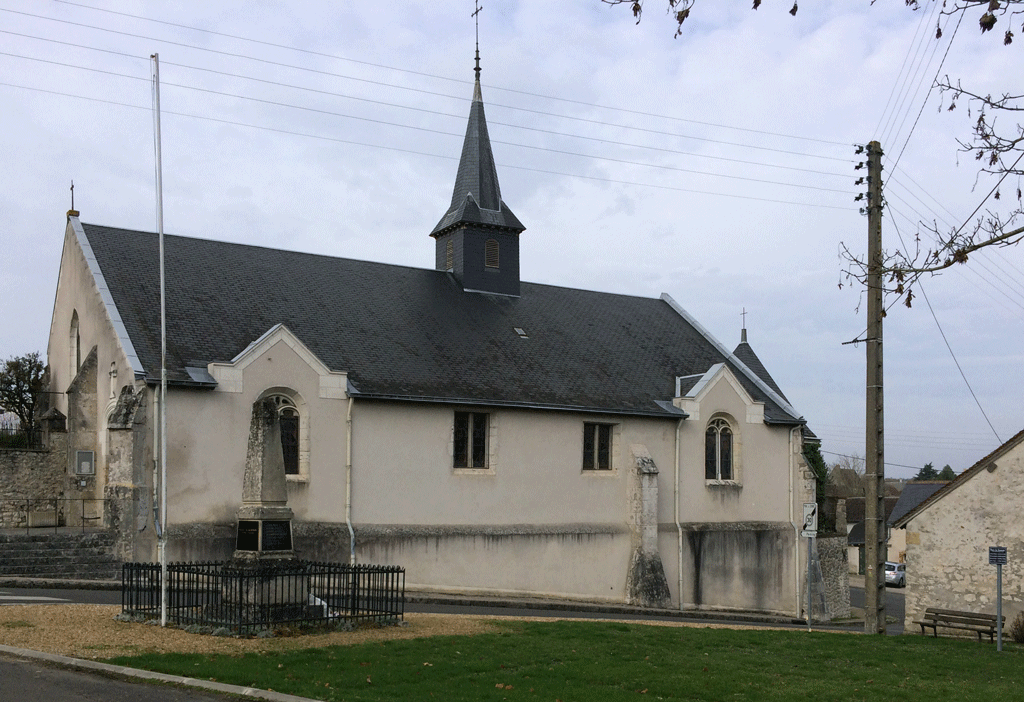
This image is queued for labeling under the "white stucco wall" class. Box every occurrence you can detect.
[47,219,139,505]
[672,375,797,524]
[51,225,806,611]
[902,437,1024,632]
[165,336,348,526]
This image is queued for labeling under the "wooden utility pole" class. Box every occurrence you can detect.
[864,141,886,635]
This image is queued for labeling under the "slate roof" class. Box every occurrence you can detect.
[733,332,788,403]
[886,481,948,527]
[79,222,805,423]
[430,77,524,237]
[846,496,899,546]
[843,496,899,530]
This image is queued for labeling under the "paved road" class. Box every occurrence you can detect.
[0,588,118,606]
[0,655,236,702]
[849,584,906,635]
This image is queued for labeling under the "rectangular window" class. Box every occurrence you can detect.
[583,423,612,470]
[454,411,488,468]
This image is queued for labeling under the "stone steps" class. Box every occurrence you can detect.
[0,531,119,580]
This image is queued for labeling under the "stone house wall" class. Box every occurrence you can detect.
[902,435,1024,632]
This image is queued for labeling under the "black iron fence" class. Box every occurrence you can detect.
[0,498,108,532]
[0,427,42,450]
[122,561,405,633]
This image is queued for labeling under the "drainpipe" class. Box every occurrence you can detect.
[790,427,801,618]
[345,396,355,565]
[674,418,684,610]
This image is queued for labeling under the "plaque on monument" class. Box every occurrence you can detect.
[236,520,259,551]
[262,520,293,551]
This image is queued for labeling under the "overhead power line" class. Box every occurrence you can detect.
[51,0,852,148]
[0,81,854,211]
[0,29,853,179]
[0,50,853,196]
[820,450,938,472]
[1,7,853,164]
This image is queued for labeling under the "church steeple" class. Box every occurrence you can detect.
[431,41,525,297]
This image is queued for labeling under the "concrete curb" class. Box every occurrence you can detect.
[0,643,319,702]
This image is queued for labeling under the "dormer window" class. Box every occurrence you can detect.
[485,239,499,269]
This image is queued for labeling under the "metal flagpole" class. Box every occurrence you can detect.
[151,52,168,628]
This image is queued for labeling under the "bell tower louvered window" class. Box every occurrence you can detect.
[485,239,499,269]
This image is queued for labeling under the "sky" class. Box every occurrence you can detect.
[1,0,1021,479]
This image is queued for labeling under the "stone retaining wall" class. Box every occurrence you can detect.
[0,433,68,529]
[817,535,851,619]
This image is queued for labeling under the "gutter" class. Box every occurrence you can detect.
[347,392,687,420]
[674,418,684,611]
[345,396,355,565]
[790,427,801,618]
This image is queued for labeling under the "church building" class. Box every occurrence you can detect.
[46,54,816,615]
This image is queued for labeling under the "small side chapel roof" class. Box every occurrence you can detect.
[76,222,805,423]
[733,329,789,403]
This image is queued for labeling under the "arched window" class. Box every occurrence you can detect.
[485,239,499,269]
[263,392,307,478]
[705,417,733,481]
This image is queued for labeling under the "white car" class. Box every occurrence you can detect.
[884,561,906,587]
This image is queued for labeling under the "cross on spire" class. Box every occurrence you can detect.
[472,1,482,79]
[67,179,80,218]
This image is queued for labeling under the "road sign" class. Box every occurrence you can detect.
[802,503,818,533]
[801,530,817,538]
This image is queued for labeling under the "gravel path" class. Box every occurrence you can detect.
[0,604,796,661]
[0,605,500,659]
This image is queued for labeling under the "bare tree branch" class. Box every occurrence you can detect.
[607,1,1024,310]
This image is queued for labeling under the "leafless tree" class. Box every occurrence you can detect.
[605,0,1024,307]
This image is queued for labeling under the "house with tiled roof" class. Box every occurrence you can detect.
[893,428,1024,631]
[45,56,817,615]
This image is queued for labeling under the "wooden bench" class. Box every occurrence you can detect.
[915,608,1004,642]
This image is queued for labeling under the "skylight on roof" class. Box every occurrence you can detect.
[514,327,528,338]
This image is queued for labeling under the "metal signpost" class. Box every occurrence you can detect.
[990,546,1007,651]
[802,503,817,630]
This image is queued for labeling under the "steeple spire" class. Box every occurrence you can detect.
[429,9,525,297]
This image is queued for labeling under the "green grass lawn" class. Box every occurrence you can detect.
[104,620,1023,702]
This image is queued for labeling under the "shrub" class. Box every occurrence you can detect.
[1009,612,1024,644]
